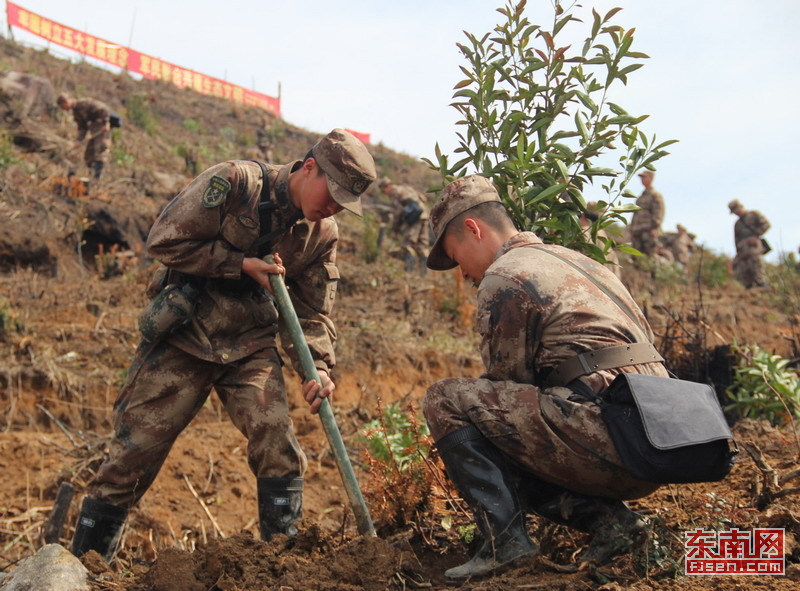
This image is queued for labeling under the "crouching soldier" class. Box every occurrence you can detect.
[68,129,376,560]
[422,175,668,583]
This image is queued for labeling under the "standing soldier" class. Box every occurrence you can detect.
[380,177,430,273]
[629,170,664,256]
[728,199,771,288]
[68,129,376,561]
[57,94,113,180]
[422,176,668,583]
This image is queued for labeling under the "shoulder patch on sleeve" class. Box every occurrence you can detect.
[202,175,231,208]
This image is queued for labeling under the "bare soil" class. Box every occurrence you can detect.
[2,34,800,591]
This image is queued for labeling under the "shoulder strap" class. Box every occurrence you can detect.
[529,245,663,387]
[251,161,280,258]
[531,246,642,327]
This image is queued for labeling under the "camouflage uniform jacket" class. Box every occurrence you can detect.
[478,232,666,393]
[146,160,339,373]
[630,188,665,234]
[734,210,770,252]
[71,98,111,140]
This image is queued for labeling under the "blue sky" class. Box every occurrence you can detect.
[3,0,798,260]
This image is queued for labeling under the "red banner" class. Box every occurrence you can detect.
[6,1,280,116]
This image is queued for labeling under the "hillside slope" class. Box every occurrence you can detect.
[1,35,799,590]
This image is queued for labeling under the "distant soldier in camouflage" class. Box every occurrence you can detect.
[423,175,668,583]
[663,224,697,267]
[729,199,770,288]
[629,170,664,256]
[380,178,430,273]
[57,94,112,179]
[0,71,57,121]
[68,129,376,561]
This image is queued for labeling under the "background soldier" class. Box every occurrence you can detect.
[57,94,113,179]
[729,199,771,288]
[0,71,57,121]
[380,177,430,274]
[663,224,697,267]
[423,175,668,583]
[68,129,376,561]
[629,170,665,256]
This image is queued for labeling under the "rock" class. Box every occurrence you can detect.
[0,544,90,591]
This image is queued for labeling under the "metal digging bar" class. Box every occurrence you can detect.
[267,260,376,537]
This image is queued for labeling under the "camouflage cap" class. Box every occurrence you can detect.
[728,199,743,213]
[378,176,392,189]
[426,175,501,271]
[311,128,376,216]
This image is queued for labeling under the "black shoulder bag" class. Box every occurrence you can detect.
[535,246,738,484]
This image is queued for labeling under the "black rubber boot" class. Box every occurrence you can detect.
[257,477,303,541]
[437,425,538,583]
[92,161,104,180]
[533,492,647,565]
[70,497,128,561]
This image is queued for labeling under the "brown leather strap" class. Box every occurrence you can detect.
[545,342,664,388]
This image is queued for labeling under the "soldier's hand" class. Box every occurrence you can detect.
[303,369,335,415]
[242,252,285,293]
[747,236,759,247]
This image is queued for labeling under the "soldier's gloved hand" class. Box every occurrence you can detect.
[303,369,335,415]
[242,252,285,294]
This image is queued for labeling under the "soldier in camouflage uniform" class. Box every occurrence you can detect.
[379,178,430,273]
[663,224,697,267]
[57,94,112,179]
[423,175,668,583]
[729,199,771,288]
[0,71,57,121]
[69,129,376,561]
[629,170,664,256]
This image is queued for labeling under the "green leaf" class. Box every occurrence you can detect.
[531,182,568,203]
[584,166,618,176]
[618,63,644,77]
[575,91,598,113]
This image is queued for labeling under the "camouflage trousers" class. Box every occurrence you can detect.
[733,253,767,288]
[423,377,658,500]
[84,120,110,167]
[89,340,306,508]
[401,220,430,258]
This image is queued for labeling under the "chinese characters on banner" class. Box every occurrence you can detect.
[6,1,280,116]
[685,528,784,575]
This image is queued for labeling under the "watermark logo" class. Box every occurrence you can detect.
[685,528,784,575]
